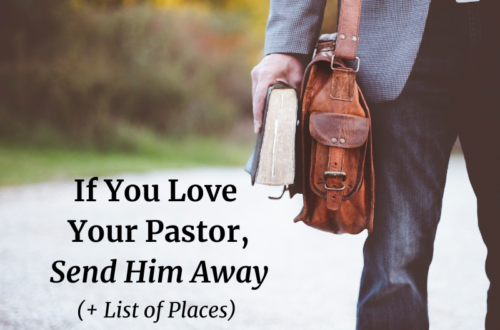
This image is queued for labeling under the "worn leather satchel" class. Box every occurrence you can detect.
[289,0,375,234]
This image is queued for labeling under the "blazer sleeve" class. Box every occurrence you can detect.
[264,0,327,56]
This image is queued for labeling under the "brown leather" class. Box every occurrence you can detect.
[330,67,356,101]
[293,34,375,235]
[310,136,364,198]
[326,147,345,211]
[310,113,369,148]
[335,0,362,60]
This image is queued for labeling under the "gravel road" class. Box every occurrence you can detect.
[0,154,489,329]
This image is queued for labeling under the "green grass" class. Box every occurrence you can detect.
[0,138,253,187]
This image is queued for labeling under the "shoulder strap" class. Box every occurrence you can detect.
[335,0,362,60]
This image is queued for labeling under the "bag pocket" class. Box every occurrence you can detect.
[309,112,369,199]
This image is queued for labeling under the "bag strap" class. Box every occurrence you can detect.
[325,148,346,210]
[335,0,362,60]
[324,0,363,210]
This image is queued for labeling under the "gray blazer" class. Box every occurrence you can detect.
[264,0,432,103]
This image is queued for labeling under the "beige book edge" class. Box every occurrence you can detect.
[256,88,297,186]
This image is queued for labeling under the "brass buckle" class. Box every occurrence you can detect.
[331,55,360,72]
[324,171,347,191]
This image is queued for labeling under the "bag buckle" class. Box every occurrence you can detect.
[324,171,347,181]
[324,171,347,191]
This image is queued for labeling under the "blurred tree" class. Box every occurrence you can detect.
[0,0,338,150]
[0,0,67,61]
[73,0,147,8]
[71,0,336,37]
[0,1,255,149]
[73,0,269,40]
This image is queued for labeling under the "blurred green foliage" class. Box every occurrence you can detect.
[0,139,253,186]
[0,0,338,153]
[0,0,255,151]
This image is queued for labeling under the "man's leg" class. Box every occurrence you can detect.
[356,2,465,328]
[459,87,500,330]
[456,3,500,329]
[356,93,457,330]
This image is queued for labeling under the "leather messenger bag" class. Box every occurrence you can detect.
[289,0,375,234]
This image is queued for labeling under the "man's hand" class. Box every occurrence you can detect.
[251,54,306,133]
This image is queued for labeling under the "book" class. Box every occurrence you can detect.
[245,84,298,186]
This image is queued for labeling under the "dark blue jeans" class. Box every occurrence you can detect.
[357,1,500,329]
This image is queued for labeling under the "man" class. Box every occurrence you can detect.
[251,0,500,329]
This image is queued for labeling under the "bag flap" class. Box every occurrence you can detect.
[309,113,369,148]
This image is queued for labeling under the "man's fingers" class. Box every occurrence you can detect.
[250,53,303,134]
[251,66,259,98]
[286,65,305,90]
[288,74,303,90]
